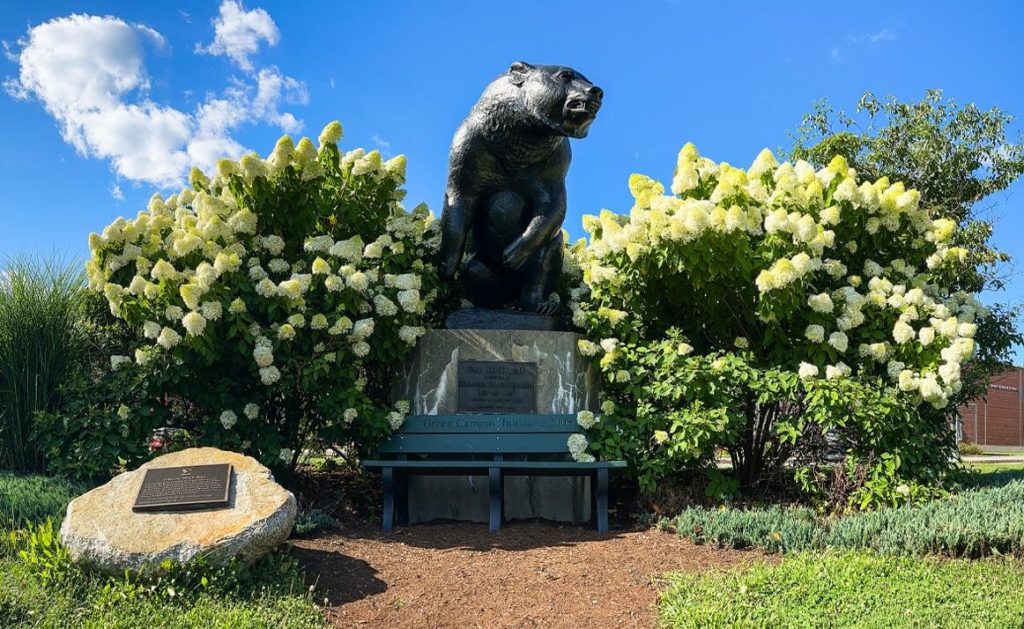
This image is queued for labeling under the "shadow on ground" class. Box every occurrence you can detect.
[290,544,388,606]
[328,519,636,552]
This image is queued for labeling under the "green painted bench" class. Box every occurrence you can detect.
[363,413,626,533]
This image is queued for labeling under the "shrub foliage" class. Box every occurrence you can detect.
[570,143,987,505]
[87,122,440,469]
[790,89,1024,431]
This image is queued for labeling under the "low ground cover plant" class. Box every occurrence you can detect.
[0,473,83,529]
[664,468,1024,557]
[958,441,985,456]
[659,551,1024,628]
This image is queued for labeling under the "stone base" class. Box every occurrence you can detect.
[445,308,562,331]
[394,328,598,524]
[394,329,598,415]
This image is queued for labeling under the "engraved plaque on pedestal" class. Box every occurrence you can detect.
[457,361,537,414]
[132,463,233,512]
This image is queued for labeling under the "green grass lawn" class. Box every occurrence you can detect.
[966,461,1024,474]
[660,469,1024,626]
[659,552,1024,628]
[0,554,326,629]
[0,473,327,629]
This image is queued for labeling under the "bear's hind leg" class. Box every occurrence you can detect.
[464,254,516,309]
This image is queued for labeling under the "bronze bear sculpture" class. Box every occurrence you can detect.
[438,61,603,315]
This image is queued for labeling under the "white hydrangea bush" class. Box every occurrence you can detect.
[87,121,440,468]
[569,143,988,501]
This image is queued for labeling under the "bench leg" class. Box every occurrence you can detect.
[595,468,609,533]
[488,466,503,532]
[396,470,409,526]
[382,467,395,533]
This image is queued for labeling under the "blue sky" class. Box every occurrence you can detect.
[2,1,1023,354]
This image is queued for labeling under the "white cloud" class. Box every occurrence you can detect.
[4,15,191,186]
[4,13,307,189]
[849,29,896,46]
[110,184,125,200]
[187,67,307,170]
[372,134,392,157]
[830,28,896,63]
[253,66,308,131]
[2,40,18,63]
[195,0,279,72]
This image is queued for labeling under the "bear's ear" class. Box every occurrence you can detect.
[507,61,533,86]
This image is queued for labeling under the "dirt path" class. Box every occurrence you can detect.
[292,522,759,628]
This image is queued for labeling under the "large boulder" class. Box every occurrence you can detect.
[60,447,296,574]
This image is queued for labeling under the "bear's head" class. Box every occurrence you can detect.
[506,61,602,139]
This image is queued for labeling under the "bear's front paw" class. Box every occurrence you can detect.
[439,258,460,280]
[502,241,532,270]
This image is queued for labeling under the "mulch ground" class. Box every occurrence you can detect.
[292,521,761,628]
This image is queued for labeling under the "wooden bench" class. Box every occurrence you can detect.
[363,413,626,533]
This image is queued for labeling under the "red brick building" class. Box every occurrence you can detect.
[958,367,1024,447]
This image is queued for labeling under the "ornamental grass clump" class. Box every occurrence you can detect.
[0,256,89,473]
[87,121,440,469]
[572,143,988,505]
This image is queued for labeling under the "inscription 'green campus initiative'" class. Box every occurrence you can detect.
[416,415,576,432]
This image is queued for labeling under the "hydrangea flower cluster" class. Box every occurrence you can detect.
[87,121,439,465]
[573,143,984,410]
[567,433,593,463]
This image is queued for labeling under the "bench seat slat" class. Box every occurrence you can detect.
[376,433,576,454]
[400,414,578,434]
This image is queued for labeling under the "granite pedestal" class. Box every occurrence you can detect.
[394,329,598,524]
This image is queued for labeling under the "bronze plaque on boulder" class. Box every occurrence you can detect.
[457,361,537,414]
[132,463,233,512]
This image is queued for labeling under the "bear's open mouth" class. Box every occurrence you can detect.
[565,98,599,117]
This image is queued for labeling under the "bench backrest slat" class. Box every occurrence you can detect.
[400,414,577,434]
[377,433,576,454]
[375,414,585,456]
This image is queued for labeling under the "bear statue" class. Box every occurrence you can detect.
[438,61,603,318]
